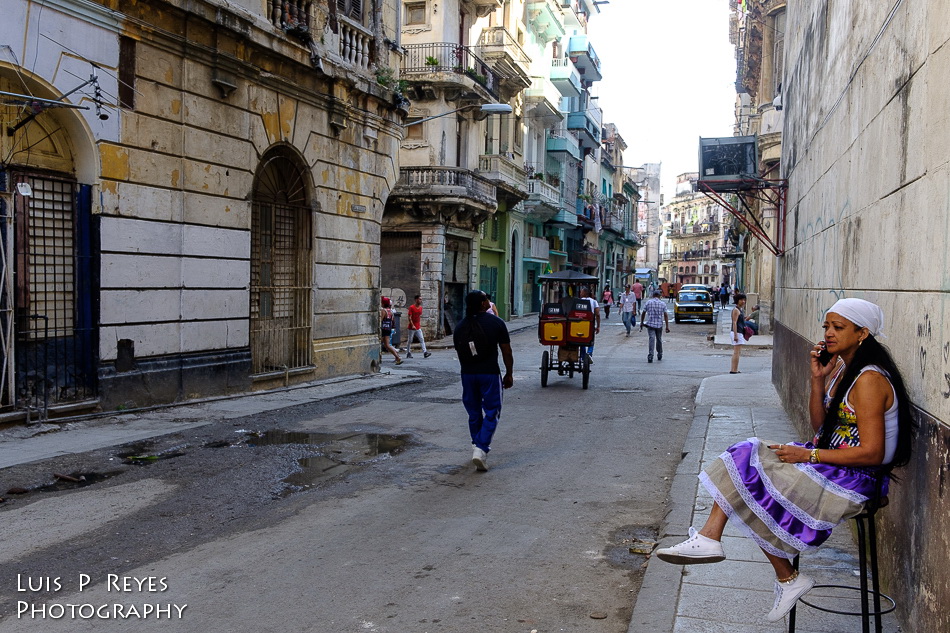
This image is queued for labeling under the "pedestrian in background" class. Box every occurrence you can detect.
[578,286,601,362]
[746,304,761,334]
[632,279,644,311]
[719,284,729,309]
[656,298,914,622]
[730,293,748,373]
[453,291,514,472]
[405,294,431,359]
[487,295,500,317]
[620,284,637,336]
[379,297,402,365]
[601,285,613,319]
[640,290,669,362]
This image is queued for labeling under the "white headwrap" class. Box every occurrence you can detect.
[825,298,886,338]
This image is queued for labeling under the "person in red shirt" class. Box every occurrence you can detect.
[406,294,431,358]
[632,280,644,311]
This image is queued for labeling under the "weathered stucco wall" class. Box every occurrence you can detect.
[776,2,950,631]
[6,0,405,407]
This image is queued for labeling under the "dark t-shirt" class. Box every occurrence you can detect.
[453,312,510,375]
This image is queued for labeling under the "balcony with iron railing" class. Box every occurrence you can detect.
[477,27,532,91]
[401,43,500,99]
[567,109,601,148]
[266,1,374,70]
[664,246,735,261]
[550,58,582,98]
[478,153,529,198]
[559,0,589,29]
[603,210,625,234]
[669,221,720,236]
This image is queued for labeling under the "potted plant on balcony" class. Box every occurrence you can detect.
[425,55,440,66]
[464,67,487,87]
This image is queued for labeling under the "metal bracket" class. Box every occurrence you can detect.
[698,176,787,256]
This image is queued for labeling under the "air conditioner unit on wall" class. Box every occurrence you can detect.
[697,136,758,192]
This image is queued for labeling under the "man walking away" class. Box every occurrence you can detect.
[405,294,431,359]
[453,291,514,472]
[640,290,670,363]
[620,284,637,336]
[632,279,644,312]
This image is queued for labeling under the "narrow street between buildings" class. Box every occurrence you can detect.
[1,314,771,633]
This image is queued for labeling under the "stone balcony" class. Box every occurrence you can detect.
[524,179,561,222]
[389,167,497,228]
[526,236,550,261]
[478,154,529,201]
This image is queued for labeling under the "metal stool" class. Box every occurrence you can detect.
[788,492,895,633]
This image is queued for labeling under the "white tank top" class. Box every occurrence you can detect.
[838,365,900,464]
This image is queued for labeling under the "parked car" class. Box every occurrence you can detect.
[675,290,714,323]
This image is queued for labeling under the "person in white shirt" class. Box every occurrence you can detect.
[578,286,601,362]
[619,284,637,336]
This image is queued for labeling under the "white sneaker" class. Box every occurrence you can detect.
[766,572,815,622]
[472,447,488,471]
[655,527,725,564]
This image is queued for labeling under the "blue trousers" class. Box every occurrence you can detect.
[621,310,636,333]
[461,373,503,453]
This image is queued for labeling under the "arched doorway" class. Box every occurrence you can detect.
[1,71,98,414]
[250,147,313,375]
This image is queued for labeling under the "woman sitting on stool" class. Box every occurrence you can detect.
[656,298,914,622]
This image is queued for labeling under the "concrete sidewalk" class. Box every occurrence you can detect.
[628,368,900,633]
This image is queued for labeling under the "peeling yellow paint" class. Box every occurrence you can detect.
[225,206,231,213]
[165,68,174,84]
[100,181,118,194]
[99,144,130,181]
[261,111,280,144]
[171,170,179,188]
[279,96,296,140]
[171,99,181,115]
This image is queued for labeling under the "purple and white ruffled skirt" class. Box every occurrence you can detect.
[699,438,885,560]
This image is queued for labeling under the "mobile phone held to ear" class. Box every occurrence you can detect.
[817,343,833,366]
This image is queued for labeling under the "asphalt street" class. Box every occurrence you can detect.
[1,310,772,633]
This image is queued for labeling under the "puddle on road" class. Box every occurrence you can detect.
[6,471,122,497]
[244,430,411,494]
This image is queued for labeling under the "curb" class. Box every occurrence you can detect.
[626,390,713,633]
